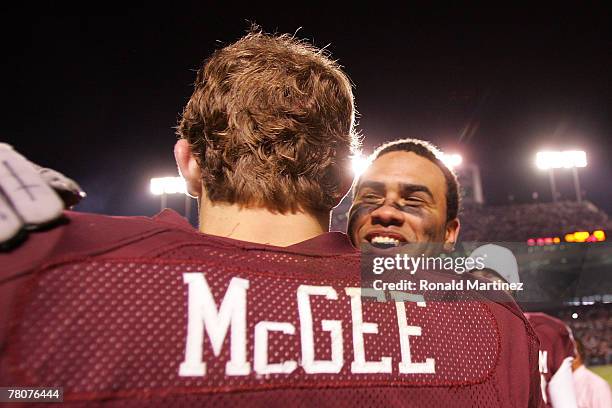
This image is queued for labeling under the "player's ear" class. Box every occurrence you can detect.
[174,139,202,198]
[443,218,460,252]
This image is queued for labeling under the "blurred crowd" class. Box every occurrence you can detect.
[556,304,612,366]
[459,200,611,242]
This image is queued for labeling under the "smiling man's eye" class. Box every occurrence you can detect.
[400,197,424,206]
[359,192,382,201]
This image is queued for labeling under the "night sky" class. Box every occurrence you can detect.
[1,9,610,218]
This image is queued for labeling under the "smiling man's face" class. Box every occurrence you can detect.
[348,151,459,254]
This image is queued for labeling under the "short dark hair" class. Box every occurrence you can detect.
[177,30,358,213]
[358,138,461,222]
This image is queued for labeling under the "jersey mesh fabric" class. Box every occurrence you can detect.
[0,211,541,407]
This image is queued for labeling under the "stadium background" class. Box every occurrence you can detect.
[1,10,610,383]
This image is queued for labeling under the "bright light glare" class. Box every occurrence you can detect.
[536,150,587,170]
[351,153,371,177]
[593,230,606,241]
[440,153,463,169]
[150,177,187,195]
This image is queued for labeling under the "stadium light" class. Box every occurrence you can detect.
[150,177,187,195]
[439,153,463,169]
[351,151,463,176]
[150,177,192,219]
[535,150,587,203]
[535,150,587,170]
[351,153,371,177]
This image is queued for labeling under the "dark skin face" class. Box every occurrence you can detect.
[348,151,459,255]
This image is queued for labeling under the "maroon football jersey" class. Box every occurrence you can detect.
[524,312,575,407]
[1,210,542,407]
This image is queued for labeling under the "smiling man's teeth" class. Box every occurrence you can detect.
[371,236,400,246]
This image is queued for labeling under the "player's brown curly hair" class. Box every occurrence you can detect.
[177,30,358,213]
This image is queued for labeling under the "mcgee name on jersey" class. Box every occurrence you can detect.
[178,273,436,378]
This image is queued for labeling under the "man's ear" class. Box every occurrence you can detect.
[174,139,202,198]
[443,218,460,251]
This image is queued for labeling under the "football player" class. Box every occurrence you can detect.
[348,138,544,406]
[523,313,578,408]
[1,35,542,407]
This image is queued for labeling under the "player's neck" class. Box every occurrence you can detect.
[198,198,330,247]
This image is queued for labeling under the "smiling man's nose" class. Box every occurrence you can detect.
[370,204,404,227]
